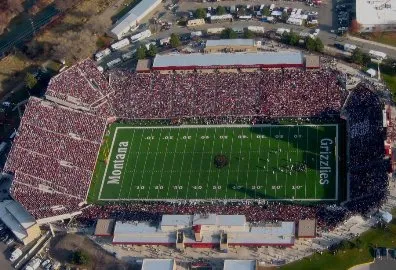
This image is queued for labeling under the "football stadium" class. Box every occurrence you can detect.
[2,51,389,232]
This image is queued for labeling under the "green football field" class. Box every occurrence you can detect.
[88,124,339,202]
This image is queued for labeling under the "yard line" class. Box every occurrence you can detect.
[125,129,145,199]
[204,127,218,199]
[245,130,253,199]
[116,128,137,199]
[135,128,155,198]
[213,128,226,199]
[175,128,190,198]
[254,127,263,199]
[146,128,163,199]
[286,126,290,198]
[275,128,280,198]
[295,126,299,199]
[156,129,172,199]
[265,127,271,196]
[234,128,244,199]
[224,129,234,199]
[185,128,199,200]
[165,128,182,199]
[304,127,309,199]
[195,128,208,198]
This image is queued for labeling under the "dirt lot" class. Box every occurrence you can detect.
[49,233,134,270]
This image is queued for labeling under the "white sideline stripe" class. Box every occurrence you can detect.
[98,128,119,200]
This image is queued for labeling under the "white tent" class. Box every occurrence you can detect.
[366,68,376,78]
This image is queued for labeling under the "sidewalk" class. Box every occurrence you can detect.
[346,34,396,52]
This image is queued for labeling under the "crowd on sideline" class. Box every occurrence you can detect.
[343,84,388,212]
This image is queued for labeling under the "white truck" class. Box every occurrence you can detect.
[94,48,111,61]
[206,27,225,34]
[344,43,357,53]
[24,258,41,270]
[130,29,152,43]
[9,248,22,263]
[121,49,137,61]
[247,26,265,34]
[110,38,130,51]
[106,58,122,69]
[369,50,387,60]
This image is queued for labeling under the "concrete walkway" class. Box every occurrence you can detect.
[346,34,396,52]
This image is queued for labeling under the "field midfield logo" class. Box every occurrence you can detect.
[319,138,333,185]
[107,141,129,184]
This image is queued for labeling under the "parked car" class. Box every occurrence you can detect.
[41,259,50,267]
[5,237,14,245]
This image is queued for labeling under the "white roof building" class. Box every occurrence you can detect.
[356,0,396,32]
[109,0,161,39]
[0,200,41,245]
[111,215,295,248]
[223,260,256,270]
[142,259,175,270]
[206,39,255,47]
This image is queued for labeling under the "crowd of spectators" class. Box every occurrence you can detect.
[4,97,107,219]
[343,83,388,211]
[4,58,388,227]
[108,69,346,119]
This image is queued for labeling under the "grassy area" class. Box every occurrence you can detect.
[88,123,339,202]
[282,213,396,270]
[358,32,396,47]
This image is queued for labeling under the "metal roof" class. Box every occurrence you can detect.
[152,52,303,69]
[114,221,158,234]
[142,259,175,270]
[0,200,36,241]
[224,260,256,270]
[206,39,255,47]
[111,0,161,37]
[161,215,193,227]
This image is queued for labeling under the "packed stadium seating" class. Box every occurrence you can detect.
[4,59,388,227]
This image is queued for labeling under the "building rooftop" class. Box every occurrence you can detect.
[161,215,193,227]
[224,260,256,270]
[0,200,36,241]
[142,259,175,270]
[152,52,303,69]
[94,219,115,236]
[305,55,320,68]
[136,59,152,72]
[356,0,396,26]
[205,39,255,47]
[111,0,161,36]
[298,219,316,237]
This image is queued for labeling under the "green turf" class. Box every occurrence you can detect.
[88,124,338,202]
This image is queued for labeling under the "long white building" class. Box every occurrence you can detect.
[109,0,161,40]
[356,0,396,32]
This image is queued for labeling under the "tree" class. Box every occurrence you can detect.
[288,31,299,46]
[351,48,364,65]
[214,154,229,169]
[25,73,38,89]
[262,7,271,16]
[314,37,324,52]
[349,19,361,34]
[216,6,226,15]
[195,8,206,19]
[137,45,147,59]
[243,29,254,39]
[147,44,157,57]
[170,33,181,48]
[220,28,237,39]
[281,11,289,22]
[362,52,371,66]
[305,37,317,51]
[70,250,90,265]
